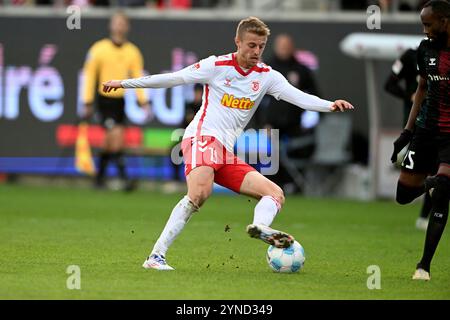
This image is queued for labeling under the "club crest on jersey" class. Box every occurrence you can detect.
[191,62,201,70]
[221,93,255,110]
[251,81,260,92]
[429,58,436,66]
[224,78,232,87]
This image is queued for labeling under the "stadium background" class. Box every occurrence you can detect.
[0,7,421,197]
[1,2,450,302]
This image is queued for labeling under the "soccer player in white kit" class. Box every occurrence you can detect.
[103,17,354,270]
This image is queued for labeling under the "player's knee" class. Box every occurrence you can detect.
[188,188,211,208]
[271,185,285,207]
[430,176,450,204]
[396,182,424,205]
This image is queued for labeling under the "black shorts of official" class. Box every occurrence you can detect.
[400,126,450,174]
[97,94,126,129]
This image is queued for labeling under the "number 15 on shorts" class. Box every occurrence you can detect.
[402,150,415,169]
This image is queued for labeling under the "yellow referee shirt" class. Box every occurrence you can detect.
[82,38,148,105]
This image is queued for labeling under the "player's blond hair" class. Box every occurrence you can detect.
[236,17,271,39]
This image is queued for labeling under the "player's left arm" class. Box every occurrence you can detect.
[267,70,354,112]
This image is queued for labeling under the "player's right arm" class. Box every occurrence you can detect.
[403,41,428,133]
[103,56,216,92]
[390,41,429,163]
[404,76,427,132]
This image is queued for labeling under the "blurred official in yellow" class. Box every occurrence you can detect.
[82,11,150,191]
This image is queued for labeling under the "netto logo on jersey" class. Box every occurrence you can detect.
[427,74,450,81]
[221,94,255,110]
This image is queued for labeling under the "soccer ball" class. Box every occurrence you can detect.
[266,240,305,273]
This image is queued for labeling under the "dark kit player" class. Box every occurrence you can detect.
[385,48,433,231]
[391,0,450,280]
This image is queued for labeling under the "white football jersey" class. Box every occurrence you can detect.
[180,53,332,151]
[122,53,333,151]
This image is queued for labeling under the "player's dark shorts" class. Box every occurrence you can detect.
[401,126,450,174]
[97,94,126,129]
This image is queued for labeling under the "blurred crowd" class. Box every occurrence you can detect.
[0,0,228,8]
[0,0,431,11]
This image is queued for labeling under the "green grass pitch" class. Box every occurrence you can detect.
[0,184,449,299]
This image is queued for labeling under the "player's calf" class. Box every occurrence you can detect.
[416,175,450,275]
[425,175,450,228]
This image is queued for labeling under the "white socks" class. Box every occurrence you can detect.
[151,195,280,257]
[252,196,281,226]
[151,195,198,257]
